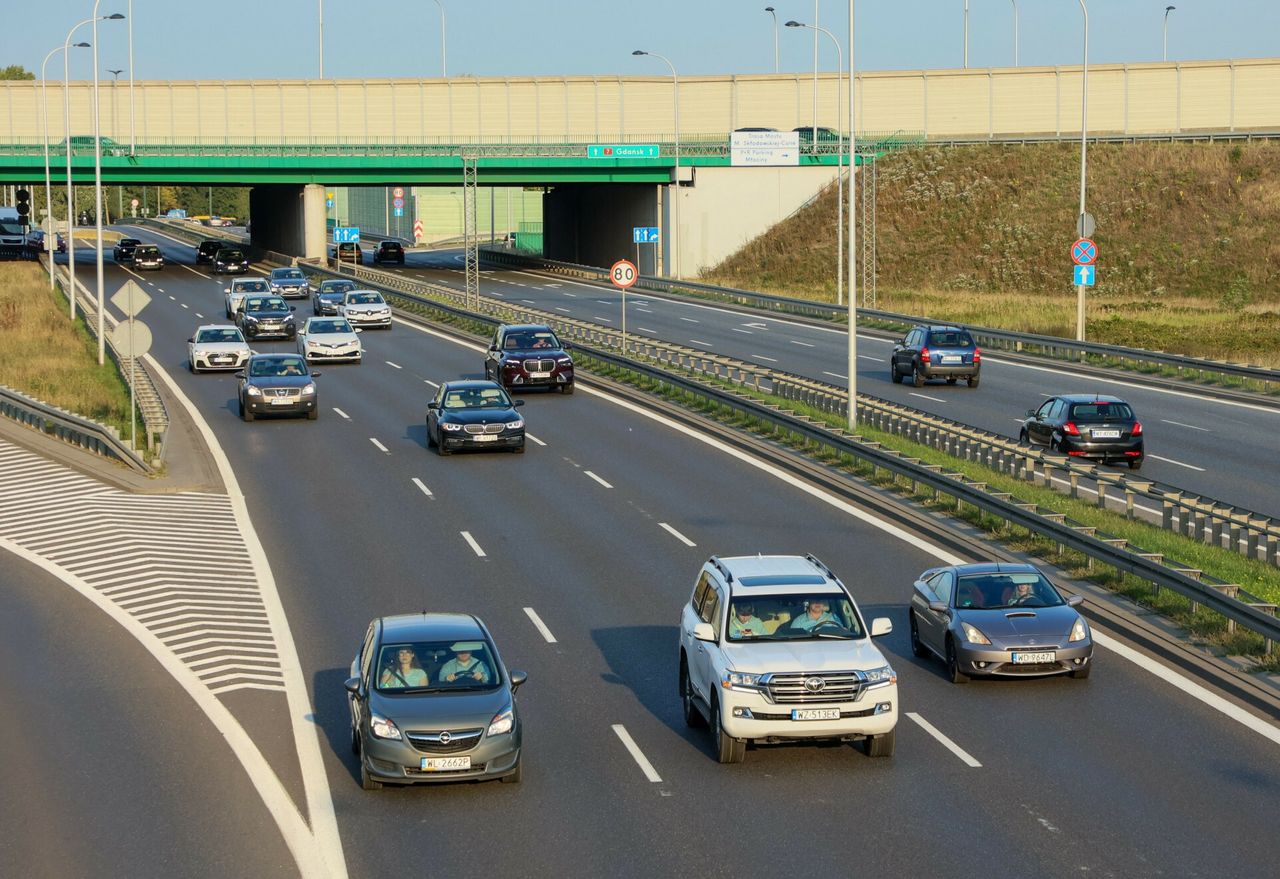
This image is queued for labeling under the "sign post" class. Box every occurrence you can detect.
[110,280,153,449]
[130,197,139,218]
[1071,236,1098,343]
[611,259,638,347]
[633,227,659,274]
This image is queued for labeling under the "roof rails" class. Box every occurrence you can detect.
[804,553,836,580]
[709,555,733,583]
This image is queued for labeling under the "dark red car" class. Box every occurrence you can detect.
[483,323,575,394]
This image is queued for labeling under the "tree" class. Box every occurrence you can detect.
[0,65,36,81]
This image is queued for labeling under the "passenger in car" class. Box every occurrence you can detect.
[380,646,429,688]
[728,602,765,638]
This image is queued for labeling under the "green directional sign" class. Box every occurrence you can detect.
[587,144,660,159]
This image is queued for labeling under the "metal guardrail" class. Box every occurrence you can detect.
[299,257,1280,650]
[0,383,151,473]
[481,249,1280,391]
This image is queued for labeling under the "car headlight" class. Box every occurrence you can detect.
[506,360,522,368]
[721,671,763,691]
[369,711,402,741]
[284,314,295,322]
[961,621,991,645]
[556,357,572,365]
[487,703,515,737]
[441,422,463,432]
[1069,617,1089,642]
[245,386,262,396]
[505,419,524,430]
[301,383,316,395]
[863,665,898,686]
[243,315,259,324]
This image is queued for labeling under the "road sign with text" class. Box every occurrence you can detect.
[588,144,660,159]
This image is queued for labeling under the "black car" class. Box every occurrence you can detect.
[794,126,842,144]
[112,237,141,263]
[372,240,405,265]
[313,278,357,315]
[426,380,526,455]
[890,324,981,388]
[236,353,320,421]
[1020,394,1144,469]
[484,323,575,394]
[196,239,224,264]
[333,242,363,265]
[237,294,297,340]
[132,244,164,270]
[212,247,249,274]
[25,230,66,256]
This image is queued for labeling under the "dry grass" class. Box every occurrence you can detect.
[704,141,1280,365]
[0,262,133,433]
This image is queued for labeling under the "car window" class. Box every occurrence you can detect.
[246,297,287,313]
[699,585,722,639]
[928,330,974,347]
[1048,399,1067,421]
[310,320,350,334]
[197,328,241,343]
[1070,402,1134,423]
[347,292,384,304]
[235,280,268,292]
[960,572,1064,609]
[723,593,862,640]
[691,571,712,615]
[249,357,306,377]
[374,639,498,692]
[219,250,244,260]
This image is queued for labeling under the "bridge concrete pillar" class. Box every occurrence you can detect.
[247,183,328,259]
[302,184,327,260]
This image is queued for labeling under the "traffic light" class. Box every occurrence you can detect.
[15,188,31,227]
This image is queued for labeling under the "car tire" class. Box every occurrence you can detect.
[499,759,523,784]
[912,363,925,388]
[909,612,926,658]
[946,637,969,684]
[711,695,745,764]
[562,382,575,395]
[189,359,198,374]
[967,375,980,389]
[891,363,902,383]
[307,408,318,421]
[680,658,703,729]
[360,757,383,791]
[426,423,437,448]
[435,430,451,456]
[864,728,896,758]
[1018,429,1029,444]
[1128,459,1143,471]
[512,442,525,454]
[1070,663,1092,680]
[242,404,254,423]
[349,724,360,755]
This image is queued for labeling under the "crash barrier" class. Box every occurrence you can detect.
[0,382,151,474]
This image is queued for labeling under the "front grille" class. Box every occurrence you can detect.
[993,662,1064,675]
[463,423,504,435]
[523,358,556,373]
[265,387,300,399]
[765,670,868,704]
[749,707,879,721]
[405,728,484,754]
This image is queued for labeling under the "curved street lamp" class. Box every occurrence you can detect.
[632,50,680,280]
[1163,5,1176,62]
[92,6,127,365]
[765,7,779,73]
[41,42,89,296]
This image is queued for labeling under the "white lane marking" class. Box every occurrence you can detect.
[636,307,653,313]
[385,361,402,370]
[523,607,558,644]
[611,724,662,783]
[423,379,439,387]
[181,264,212,280]
[526,433,547,447]
[593,316,613,323]
[490,291,505,297]
[1147,453,1206,472]
[858,354,881,361]
[790,340,816,348]
[732,328,753,334]
[411,477,433,498]
[195,313,204,319]
[369,438,389,454]
[562,291,577,297]
[690,339,712,347]
[158,288,165,293]
[752,354,778,363]
[680,317,699,323]
[1161,419,1210,432]
[596,299,613,305]
[744,321,768,329]
[584,470,613,489]
[659,522,696,547]
[909,392,947,403]
[180,303,189,309]
[332,408,350,420]
[906,713,982,767]
[637,327,657,334]
[169,295,176,300]
[460,531,486,558]
[823,370,847,379]
[521,299,536,304]
[555,307,572,313]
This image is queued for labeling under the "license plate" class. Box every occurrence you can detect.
[529,371,551,379]
[942,355,962,363]
[1092,430,1120,439]
[1011,651,1056,664]
[472,434,497,442]
[421,756,470,771]
[213,357,232,363]
[791,708,841,721]
[270,397,293,406]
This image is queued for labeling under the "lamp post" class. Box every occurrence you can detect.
[433,0,448,78]
[42,43,88,295]
[786,20,844,307]
[811,1,819,143]
[632,50,680,280]
[127,0,134,155]
[63,17,98,321]
[963,0,970,68]
[1076,0,1089,343]
[93,5,127,367]
[1011,0,1019,66]
[765,7,779,73]
[318,0,324,77]
[847,0,857,429]
[107,67,123,220]
[1163,5,1176,62]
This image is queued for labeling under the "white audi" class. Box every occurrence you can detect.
[297,316,363,363]
[340,290,392,329]
[188,324,252,373]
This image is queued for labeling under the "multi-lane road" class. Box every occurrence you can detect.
[3,226,1277,878]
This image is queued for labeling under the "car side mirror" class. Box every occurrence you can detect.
[289,306,296,312]
[427,401,439,410]
[927,601,949,614]
[488,345,498,352]
[223,288,230,293]
[692,622,716,643]
[344,676,362,695]
[310,371,322,378]
[1066,594,1084,607]
[186,337,193,343]
[513,400,525,408]
[509,670,528,691]
[870,617,893,638]
[562,341,573,350]
[234,371,246,379]
[1025,409,1036,418]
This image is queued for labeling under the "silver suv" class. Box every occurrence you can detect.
[678,554,898,763]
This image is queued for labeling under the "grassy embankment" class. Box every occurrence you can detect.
[704,142,1280,366]
[0,262,134,439]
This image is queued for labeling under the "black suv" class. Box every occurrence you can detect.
[891,325,981,388]
[212,247,249,274]
[484,324,575,394]
[373,240,405,265]
[196,239,224,264]
[1020,394,1144,469]
[237,295,297,340]
[112,237,141,263]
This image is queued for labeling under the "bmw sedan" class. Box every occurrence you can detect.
[236,353,320,421]
[132,244,165,270]
[426,380,525,455]
[908,562,1093,682]
[340,290,392,329]
[297,316,362,363]
[346,612,527,789]
[212,247,249,275]
[313,279,357,316]
[484,323,575,394]
[187,324,251,373]
[268,266,310,299]
[237,295,297,341]
[1020,394,1144,470]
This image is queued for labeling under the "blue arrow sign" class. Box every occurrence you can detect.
[334,226,360,244]
[633,226,660,244]
[393,207,404,217]
[1074,265,1095,286]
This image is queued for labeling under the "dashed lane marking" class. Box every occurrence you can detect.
[332,408,350,420]
[680,317,699,323]
[523,607,558,644]
[690,339,712,347]
[732,328,753,334]
[1161,420,1210,432]
[909,392,947,403]
[584,471,613,489]
[823,371,847,380]
[461,531,486,557]
[369,438,390,454]
[637,327,657,334]
[424,379,439,388]
[411,477,433,498]
[385,361,402,369]
[1147,454,1205,472]
[659,522,696,547]
[526,433,547,446]
[906,712,982,767]
[790,340,816,348]
[611,724,662,783]
[752,354,778,363]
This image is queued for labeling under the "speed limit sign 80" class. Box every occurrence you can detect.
[610,259,638,290]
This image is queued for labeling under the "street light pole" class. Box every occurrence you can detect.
[108,68,123,219]
[63,18,97,321]
[1163,6,1176,62]
[812,0,819,143]
[127,0,134,155]
[1076,0,1089,343]
[433,0,448,78]
[318,0,324,77]
[93,6,127,367]
[963,0,969,68]
[1011,0,1019,67]
[633,50,680,280]
[765,7,779,73]
[847,0,857,429]
[42,44,83,294]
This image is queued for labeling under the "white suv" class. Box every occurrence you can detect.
[678,554,898,763]
[224,277,271,319]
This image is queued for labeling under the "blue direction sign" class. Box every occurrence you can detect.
[1071,238,1097,265]
[633,226,660,244]
[1074,265,1095,286]
[334,226,360,244]
[588,144,660,159]
[393,207,404,217]
[325,198,334,209]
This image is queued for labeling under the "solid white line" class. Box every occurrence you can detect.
[1161,419,1210,432]
[460,531,486,557]
[369,438,389,453]
[790,340,815,348]
[823,370,847,380]
[385,361,402,369]
[584,470,613,489]
[906,713,983,767]
[680,317,699,323]
[731,328,753,334]
[909,392,947,403]
[753,354,778,363]
[690,339,712,347]
[611,724,662,783]
[659,522,697,547]
[1146,454,1206,472]
[526,433,547,446]
[332,408,350,420]
[411,477,433,498]
[523,607,558,644]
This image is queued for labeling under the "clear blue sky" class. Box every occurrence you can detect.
[5,1,1277,81]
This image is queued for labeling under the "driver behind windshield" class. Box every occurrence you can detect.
[792,598,838,632]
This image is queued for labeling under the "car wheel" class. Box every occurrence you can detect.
[499,759,522,784]
[946,637,969,684]
[426,423,437,448]
[562,382,575,395]
[512,442,525,454]
[1070,663,1092,680]
[1128,459,1143,471]
[864,727,896,758]
[967,374,980,389]
[435,429,451,456]
[890,362,902,383]
[912,363,925,388]
[909,612,926,658]
[1018,429,1029,444]
[359,757,383,791]
[242,405,254,423]
[946,377,957,385]
[349,723,360,755]
[711,695,745,764]
[1056,439,1072,455]
[189,359,198,374]
[680,659,704,728]
[307,408,318,421]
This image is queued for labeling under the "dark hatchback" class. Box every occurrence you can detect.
[372,240,405,265]
[195,239,224,264]
[484,323,575,394]
[212,247,249,274]
[333,242,363,265]
[237,353,320,421]
[132,244,164,270]
[1020,394,1144,469]
[112,237,141,263]
[313,278,357,315]
[237,294,297,340]
[891,324,981,388]
[427,380,525,455]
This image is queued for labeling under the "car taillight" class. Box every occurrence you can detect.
[972,347,981,363]
[1063,421,1080,436]
[919,346,930,362]
[1132,421,1143,436]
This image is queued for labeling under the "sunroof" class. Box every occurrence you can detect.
[737,574,828,586]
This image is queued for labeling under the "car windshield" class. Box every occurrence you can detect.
[219,250,244,260]
[374,639,498,692]
[1069,402,1134,423]
[136,246,159,255]
[309,320,351,334]
[120,239,140,246]
[272,269,304,280]
[245,297,287,313]
[504,330,559,350]
[380,243,400,250]
[443,387,512,410]
[955,572,1065,610]
[321,281,355,294]
[249,357,307,377]
[197,328,243,343]
[725,593,862,641]
[928,330,974,347]
[235,280,268,293]
[347,292,384,305]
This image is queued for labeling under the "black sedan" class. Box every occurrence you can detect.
[237,295,297,340]
[909,562,1093,682]
[236,353,321,421]
[1020,394,1144,469]
[195,239,223,264]
[112,237,141,263]
[212,247,249,274]
[313,278,357,315]
[483,323,575,394]
[426,380,525,455]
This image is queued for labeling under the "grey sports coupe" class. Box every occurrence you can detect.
[908,562,1093,682]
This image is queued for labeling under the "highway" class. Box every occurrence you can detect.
[13,226,1273,877]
